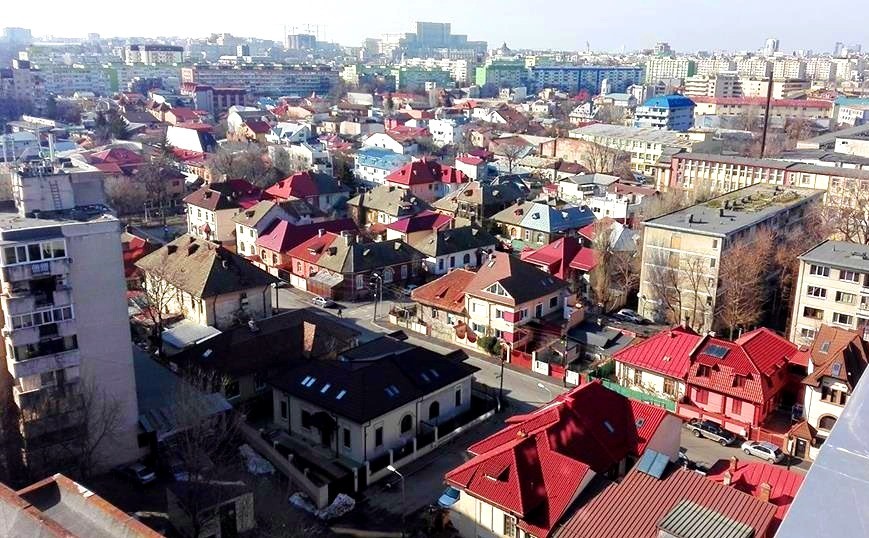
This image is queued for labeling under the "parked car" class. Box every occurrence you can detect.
[437,486,461,508]
[311,295,336,308]
[616,308,648,324]
[741,441,786,463]
[117,463,157,485]
[401,284,419,297]
[685,419,738,446]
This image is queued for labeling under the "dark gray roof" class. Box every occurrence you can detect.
[316,238,423,274]
[658,500,754,538]
[796,123,869,149]
[799,240,869,273]
[432,180,528,212]
[270,340,478,424]
[644,184,823,237]
[347,185,429,217]
[408,226,497,258]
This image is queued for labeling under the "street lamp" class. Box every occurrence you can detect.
[370,273,383,321]
[387,465,406,536]
[537,382,553,401]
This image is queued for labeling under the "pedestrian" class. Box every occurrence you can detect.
[337,307,343,318]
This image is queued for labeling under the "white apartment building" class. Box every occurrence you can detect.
[428,118,466,148]
[644,58,696,84]
[736,58,772,78]
[695,59,737,76]
[1,158,142,476]
[790,240,869,344]
[806,58,837,82]
[772,58,807,80]
[124,44,184,65]
[402,57,473,84]
[683,73,742,98]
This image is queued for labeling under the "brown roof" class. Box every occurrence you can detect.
[411,268,475,314]
[466,253,567,306]
[557,464,777,538]
[804,325,869,389]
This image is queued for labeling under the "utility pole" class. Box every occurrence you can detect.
[759,76,774,158]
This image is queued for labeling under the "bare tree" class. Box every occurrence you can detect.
[643,244,684,325]
[681,256,715,333]
[70,379,123,479]
[140,271,181,353]
[104,175,149,216]
[594,104,624,125]
[579,141,631,178]
[494,139,528,174]
[717,228,775,338]
[823,182,869,245]
[207,144,271,186]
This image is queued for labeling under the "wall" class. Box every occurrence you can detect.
[804,378,848,435]
[615,361,685,401]
[427,248,489,275]
[186,206,238,245]
[789,259,865,343]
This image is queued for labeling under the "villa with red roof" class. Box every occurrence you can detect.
[183,179,261,245]
[444,381,683,538]
[411,268,476,344]
[383,159,469,202]
[264,171,350,213]
[252,219,357,279]
[86,147,145,174]
[614,326,702,403]
[520,236,597,298]
[384,210,453,243]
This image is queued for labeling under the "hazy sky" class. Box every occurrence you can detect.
[5,0,866,53]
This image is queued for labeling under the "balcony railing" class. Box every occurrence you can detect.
[3,259,69,283]
[8,349,80,380]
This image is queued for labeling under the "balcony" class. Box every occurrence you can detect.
[2,288,72,316]
[14,379,81,412]
[3,320,76,346]
[3,259,69,283]
[8,349,80,379]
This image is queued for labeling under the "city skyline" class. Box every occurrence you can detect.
[5,0,867,53]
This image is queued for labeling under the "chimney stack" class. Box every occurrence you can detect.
[729,456,738,474]
[342,231,356,246]
[758,482,772,503]
[318,228,325,237]
[166,245,178,255]
[722,471,732,486]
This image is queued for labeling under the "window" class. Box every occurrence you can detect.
[836,291,856,304]
[429,401,440,421]
[663,378,676,396]
[839,269,860,282]
[818,415,837,430]
[695,389,709,404]
[810,264,830,277]
[807,286,826,298]
[455,387,462,407]
[732,375,746,388]
[438,259,444,271]
[535,303,543,318]
[280,400,288,420]
[833,312,853,326]
[254,374,266,391]
[800,327,817,340]
[731,399,743,414]
[803,306,824,320]
[504,514,517,538]
[697,365,711,377]
[431,307,439,320]
[356,274,365,290]
[400,414,413,434]
[549,296,558,308]
[633,369,642,385]
[301,410,312,429]
[343,428,351,449]
[375,426,383,447]
[463,253,471,265]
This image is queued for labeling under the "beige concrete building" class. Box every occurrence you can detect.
[683,73,742,98]
[789,240,869,344]
[1,158,142,477]
[639,184,824,332]
[644,58,696,84]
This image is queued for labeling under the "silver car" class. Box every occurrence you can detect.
[741,441,786,463]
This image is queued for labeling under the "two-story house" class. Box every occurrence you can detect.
[431,180,529,225]
[183,180,261,245]
[252,219,357,279]
[353,147,413,187]
[407,226,498,276]
[347,185,430,228]
[383,159,469,203]
[789,325,868,462]
[232,200,290,258]
[613,326,702,402]
[411,269,476,344]
[135,235,278,331]
[491,201,596,250]
[519,236,597,298]
[264,171,350,214]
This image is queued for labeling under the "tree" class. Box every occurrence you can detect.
[140,270,181,354]
[69,379,123,479]
[579,141,631,177]
[136,161,175,227]
[822,183,869,245]
[206,144,271,187]
[644,244,684,325]
[495,139,527,174]
[104,174,149,216]
[717,228,775,338]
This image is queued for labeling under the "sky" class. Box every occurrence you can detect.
[4,0,867,53]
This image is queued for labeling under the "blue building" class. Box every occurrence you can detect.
[353,147,412,186]
[634,94,696,131]
[530,66,644,93]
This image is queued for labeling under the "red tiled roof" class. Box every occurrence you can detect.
[520,237,598,279]
[385,160,468,186]
[386,126,429,143]
[88,147,145,167]
[287,232,340,264]
[456,154,484,165]
[385,210,453,234]
[614,326,702,380]
[707,459,804,530]
[558,464,777,538]
[245,119,271,133]
[447,381,672,538]
[169,107,200,121]
[171,148,208,164]
[256,219,357,254]
[411,268,475,314]
[691,96,833,109]
[803,325,869,388]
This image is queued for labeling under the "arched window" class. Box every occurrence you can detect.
[510,227,518,238]
[429,401,440,421]
[383,267,394,283]
[463,253,471,265]
[819,415,837,431]
[400,414,413,434]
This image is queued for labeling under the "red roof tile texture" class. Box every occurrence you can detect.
[707,459,804,530]
[386,160,469,186]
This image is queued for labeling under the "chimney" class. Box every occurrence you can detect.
[719,208,725,217]
[318,228,325,237]
[302,321,317,358]
[722,470,732,486]
[729,456,738,474]
[757,482,772,503]
[343,232,356,246]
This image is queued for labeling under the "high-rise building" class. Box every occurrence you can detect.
[644,58,696,84]
[763,37,780,56]
[0,156,142,478]
[1,28,32,45]
[287,34,316,50]
[772,58,807,79]
[834,41,845,57]
[181,63,339,96]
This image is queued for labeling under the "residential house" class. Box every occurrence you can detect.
[633,94,696,131]
[168,481,255,538]
[431,180,528,225]
[266,121,312,144]
[789,240,869,345]
[577,217,638,252]
[168,309,358,403]
[271,141,334,175]
[613,326,702,402]
[121,230,156,289]
[680,328,802,437]
[136,235,278,330]
[362,127,429,155]
[165,107,203,126]
[0,474,162,537]
[519,236,597,297]
[236,119,271,143]
[347,185,429,228]
[183,179,261,245]
[789,325,868,461]
[429,117,467,147]
[264,171,350,214]
[354,147,413,187]
[166,124,218,154]
[232,200,290,258]
[287,232,423,300]
[557,457,779,538]
[463,253,569,351]
[491,201,596,249]
[445,381,683,538]
[384,210,454,244]
[407,225,497,276]
[411,269,476,344]
[556,173,620,205]
[382,159,469,203]
[270,336,478,466]
[253,219,357,279]
[454,154,488,181]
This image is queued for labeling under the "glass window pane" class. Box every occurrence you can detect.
[28,244,42,261]
[41,243,52,260]
[16,246,27,262]
[3,247,17,264]
[52,241,65,258]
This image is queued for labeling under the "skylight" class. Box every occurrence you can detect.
[820,341,831,353]
[335,390,347,400]
[832,363,842,377]
[603,420,615,433]
[429,369,440,379]
[421,373,430,382]
[301,375,312,386]
[303,377,317,388]
[705,344,729,359]
[320,383,331,394]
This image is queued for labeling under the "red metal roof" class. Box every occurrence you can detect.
[707,459,803,530]
[169,107,200,122]
[385,159,468,186]
[614,326,702,380]
[385,210,453,234]
[446,381,671,537]
[256,219,357,254]
[558,464,777,538]
[244,119,271,133]
[287,232,339,263]
[411,268,475,314]
[456,154,484,165]
[520,237,598,279]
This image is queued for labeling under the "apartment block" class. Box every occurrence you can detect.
[644,58,696,84]
[790,240,869,344]
[695,58,737,76]
[530,65,644,93]
[683,73,742,98]
[772,59,807,80]
[736,58,772,78]
[181,64,339,97]
[1,158,141,476]
[639,184,824,332]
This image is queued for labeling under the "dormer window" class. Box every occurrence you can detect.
[698,365,711,377]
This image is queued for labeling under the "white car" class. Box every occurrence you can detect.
[311,295,335,308]
[741,440,786,463]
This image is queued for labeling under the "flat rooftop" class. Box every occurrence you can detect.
[569,123,696,148]
[645,184,823,237]
[0,200,118,240]
[799,240,869,273]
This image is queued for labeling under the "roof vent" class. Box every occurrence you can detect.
[394,242,401,250]
[187,244,199,256]
[245,210,255,218]
[222,259,230,269]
